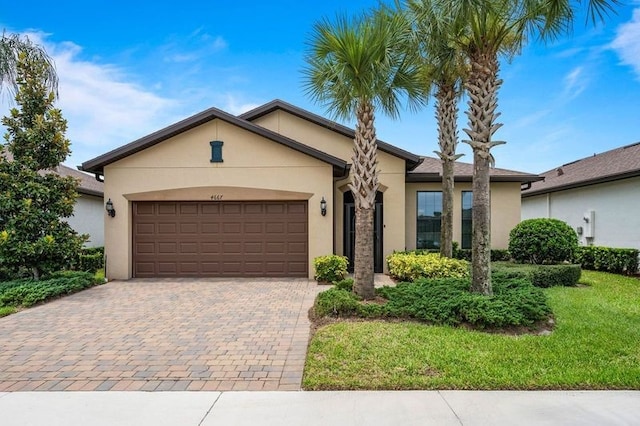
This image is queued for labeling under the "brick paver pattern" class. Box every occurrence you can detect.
[0,278,322,392]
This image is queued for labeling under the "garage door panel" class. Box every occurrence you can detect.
[133,201,308,278]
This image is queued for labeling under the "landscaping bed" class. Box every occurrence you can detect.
[303,270,640,390]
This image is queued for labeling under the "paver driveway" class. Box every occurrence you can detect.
[0,278,322,392]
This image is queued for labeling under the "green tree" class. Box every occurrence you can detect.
[406,0,468,258]
[443,0,618,295]
[303,7,426,299]
[1,31,58,97]
[0,52,85,280]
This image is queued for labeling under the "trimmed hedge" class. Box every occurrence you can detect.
[575,246,639,275]
[313,254,349,283]
[78,246,104,273]
[509,218,578,264]
[492,263,581,287]
[386,252,469,282]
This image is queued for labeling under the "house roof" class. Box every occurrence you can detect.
[55,164,104,197]
[522,141,640,197]
[239,99,422,171]
[407,156,542,183]
[80,106,349,178]
[1,148,103,197]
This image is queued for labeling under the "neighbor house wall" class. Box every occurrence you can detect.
[65,194,104,248]
[103,119,334,280]
[405,181,521,251]
[521,176,640,249]
[252,110,407,272]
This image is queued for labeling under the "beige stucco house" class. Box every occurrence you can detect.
[81,100,539,280]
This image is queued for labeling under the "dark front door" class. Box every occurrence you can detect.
[343,191,383,273]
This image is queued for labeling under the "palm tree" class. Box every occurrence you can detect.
[1,32,58,97]
[442,0,618,295]
[303,7,426,299]
[406,0,467,258]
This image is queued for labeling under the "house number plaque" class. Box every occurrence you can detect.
[210,194,223,201]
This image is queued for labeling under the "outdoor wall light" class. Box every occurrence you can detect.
[105,198,116,218]
[320,197,327,216]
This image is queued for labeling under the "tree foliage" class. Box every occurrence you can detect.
[0,52,85,280]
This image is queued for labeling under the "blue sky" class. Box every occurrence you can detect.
[1,0,639,174]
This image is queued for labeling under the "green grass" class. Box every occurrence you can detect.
[303,271,640,390]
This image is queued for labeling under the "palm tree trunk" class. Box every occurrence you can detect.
[349,101,378,300]
[464,50,502,296]
[436,83,459,258]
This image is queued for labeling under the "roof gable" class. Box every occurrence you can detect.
[81,106,348,177]
[240,99,422,170]
[522,141,640,197]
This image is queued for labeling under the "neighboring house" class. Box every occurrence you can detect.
[1,149,104,248]
[81,100,540,280]
[55,164,105,248]
[521,141,640,249]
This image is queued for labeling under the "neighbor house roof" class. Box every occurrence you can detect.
[81,106,349,178]
[240,99,422,171]
[407,156,542,183]
[522,141,640,198]
[56,164,104,197]
[1,148,103,197]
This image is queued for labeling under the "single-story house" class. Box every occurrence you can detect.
[56,164,105,248]
[81,100,540,280]
[522,141,640,250]
[1,150,104,248]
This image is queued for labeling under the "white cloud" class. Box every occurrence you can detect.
[610,8,640,79]
[562,66,588,100]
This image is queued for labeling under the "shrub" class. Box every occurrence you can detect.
[79,252,103,273]
[314,287,360,317]
[313,255,349,283]
[509,219,578,264]
[379,276,550,328]
[334,278,354,292]
[575,246,639,275]
[0,271,98,308]
[386,252,469,282]
[492,262,581,287]
[530,265,582,288]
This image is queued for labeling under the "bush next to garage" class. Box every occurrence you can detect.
[78,247,104,273]
[574,246,639,275]
[313,254,349,284]
[386,252,469,282]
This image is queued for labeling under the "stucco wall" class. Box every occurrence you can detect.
[253,110,407,271]
[405,181,521,251]
[521,177,640,249]
[103,119,334,280]
[65,194,104,248]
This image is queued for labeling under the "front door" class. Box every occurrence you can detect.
[343,191,383,273]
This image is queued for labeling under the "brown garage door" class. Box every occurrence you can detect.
[132,201,308,278]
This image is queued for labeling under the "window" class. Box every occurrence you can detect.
[461,191,472,249]
[416,192,442,249]
[210,141,224,163]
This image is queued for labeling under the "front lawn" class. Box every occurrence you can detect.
[303,270,640,390]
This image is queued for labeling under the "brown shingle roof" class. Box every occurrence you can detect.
[1,148,103,197]
[55,164,104,197]
[522,141,640,197]
[407,156,542,183]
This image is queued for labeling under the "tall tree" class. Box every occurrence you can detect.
[303,7,426,299]
[0,32,58,97]
[0,52,84,280]
[406,0,468,258]
[443,0,618,295]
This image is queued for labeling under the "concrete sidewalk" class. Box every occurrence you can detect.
[1,390,638,425]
